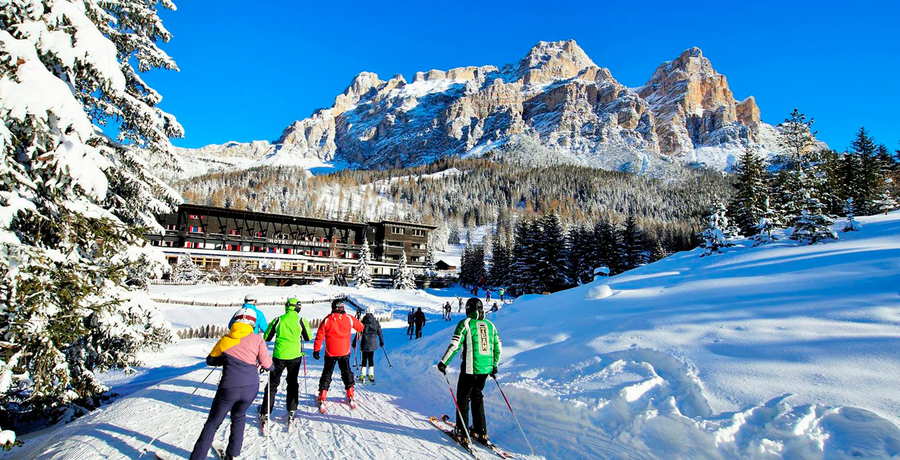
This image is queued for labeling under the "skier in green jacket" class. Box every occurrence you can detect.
[259,297,313,423]
[437,297,501,445]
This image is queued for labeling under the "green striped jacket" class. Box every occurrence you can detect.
[440,311,501,375]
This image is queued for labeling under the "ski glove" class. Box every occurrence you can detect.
[313,350,320,360]
[490,366,498,378]
[437,362,447,374]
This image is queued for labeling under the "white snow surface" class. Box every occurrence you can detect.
[8,213,900,459]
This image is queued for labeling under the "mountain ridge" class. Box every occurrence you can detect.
[173,40,786,179]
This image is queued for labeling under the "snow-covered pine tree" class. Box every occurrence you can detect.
[0,0,181,427]
[843,198,861,232]
[700,201,733,255]
[871,192,898,215]
[423,244,436,277]
[778,108,818,171]
[620,213,646,270]
[459,243,472,286]
[752,197,779,245]
[534,213,569,292]
[731,147,769,236]
[649,239,668,262]
[225,262,257,286]
[510,218,537,295]
[173,256,201,284]
[470,245,487,287]
[592,218,622,275]
[566,225,593,284]
[353,237,373,288]
[488,238,511,288]
[392,250,416,290]
[790,191,837,244]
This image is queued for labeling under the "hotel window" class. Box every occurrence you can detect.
[189,226,203,233]
[185,241,198,248]
[386,241,404,247]
[412,229,425,237]
[229,229,241,236]
[391,227,405,235]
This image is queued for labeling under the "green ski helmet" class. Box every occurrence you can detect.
[285,297,301,312]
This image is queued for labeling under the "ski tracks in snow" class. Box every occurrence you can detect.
[7,364,478,460]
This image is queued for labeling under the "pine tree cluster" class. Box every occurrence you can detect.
[476,212,673,296]
[726,110,900,247]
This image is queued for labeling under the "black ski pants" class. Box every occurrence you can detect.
[261,356,302,415]
[415,323,424,339]
[360,350,375,368]
[456,373,489,436]
[318,354,354,391]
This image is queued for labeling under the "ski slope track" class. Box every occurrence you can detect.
[7,214,900,459]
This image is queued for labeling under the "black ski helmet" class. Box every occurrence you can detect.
[331,298,346,312]
[465,297,483,314]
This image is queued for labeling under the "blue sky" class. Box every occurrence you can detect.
[147,1,899,152]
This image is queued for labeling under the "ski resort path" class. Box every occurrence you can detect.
[8,320,528,460]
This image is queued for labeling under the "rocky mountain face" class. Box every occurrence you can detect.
[177,41,781,178]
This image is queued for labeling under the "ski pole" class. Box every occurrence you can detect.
[380,346,392,367]
[139,366,217,456]
[442,372,472,447]
[492,375,535,456]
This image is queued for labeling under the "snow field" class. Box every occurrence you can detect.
[8,213,900,459]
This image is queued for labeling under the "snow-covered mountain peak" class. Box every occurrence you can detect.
[172,41,794,178]
[637,47,779,165]
[511,39,598,84]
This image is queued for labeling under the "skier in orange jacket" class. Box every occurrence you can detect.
[313,299,365,407]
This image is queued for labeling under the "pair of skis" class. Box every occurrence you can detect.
[429,415,516,459]
[317,394,357,414]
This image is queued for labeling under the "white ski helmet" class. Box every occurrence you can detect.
[231,307,257,327]
[244,294,257,304]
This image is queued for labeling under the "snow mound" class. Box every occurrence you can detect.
[586,284,612,300]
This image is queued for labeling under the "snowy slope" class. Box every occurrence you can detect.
[8,213,900,459]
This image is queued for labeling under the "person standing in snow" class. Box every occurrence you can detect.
[485,289,491,302]
[407,308,415,339]
[445,301,452,321]
[228,294,268,334]
[498,288,505,303]
[457,296,463,313]
[313,299,365,406]
[414,307,427,339]
[352,306,384,383]
[437,298,501,445]
[190,308,273,460]
[259,297,313,421]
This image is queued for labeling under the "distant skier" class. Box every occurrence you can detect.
[406,308,415,339]
[444,301,452,321]
[498,288,505,303]
[228,294,268,334]
[414,307,427,339]
[491,302,499,314]
[485,289,491,302]
[313,299,365,408]
[259,297,313,423]
[437,298,501,446]
[352,306,384,383]
[190,308,273,460]
[457,296,463,313]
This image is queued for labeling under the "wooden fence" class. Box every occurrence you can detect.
[152,296,336,308]
[176,313,393,340]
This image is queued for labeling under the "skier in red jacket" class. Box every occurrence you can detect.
[313,298,365,408]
